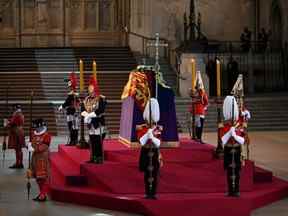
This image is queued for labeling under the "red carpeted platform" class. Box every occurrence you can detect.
[49,139,288,216]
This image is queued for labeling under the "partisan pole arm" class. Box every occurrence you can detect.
[28,89,34,164]
[231,75,248,164]
[27,90,33,200]
[231,97,235,126]
[2,84,10,167]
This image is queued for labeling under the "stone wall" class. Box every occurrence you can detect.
[0,0,287,48]
[129,0,255,49]
[259,0,288,47]
[0,0,128,48]
[129,0,288,50]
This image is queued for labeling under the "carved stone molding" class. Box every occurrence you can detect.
[0,0,129,47]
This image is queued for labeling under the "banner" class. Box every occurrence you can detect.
[121,71,151,111]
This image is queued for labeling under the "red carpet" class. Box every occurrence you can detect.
[49,139,288,216]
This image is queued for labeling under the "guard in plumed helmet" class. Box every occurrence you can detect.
[58,72,80,146]
[4,104,25,169]
[189,71,209,143]
[26,118,51,202]
[220,96,246,197]
[81,75,107,164]
[136,98,163,199]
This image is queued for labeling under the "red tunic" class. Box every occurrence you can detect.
[189,90,209,116]
[8,112,25,149]
[136,124,162,146]
[219,122,245,145]
[31,132,51,179]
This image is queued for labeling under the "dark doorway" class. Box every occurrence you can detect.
[270,0,283,49]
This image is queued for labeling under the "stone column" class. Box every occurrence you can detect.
[63,0,68,46]
[15,0,22,47]
[36,0,48,47]
[81,0,86,31]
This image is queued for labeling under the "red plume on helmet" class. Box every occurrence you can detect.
[89,74,100,96]
[68,72,78,91]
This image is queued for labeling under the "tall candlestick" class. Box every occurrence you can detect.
[215,58,223,158]
[93,60,97,80]
[190,58,196,140]
[216,59,221,97]
[191,58,196,90]
[79,59,84,93]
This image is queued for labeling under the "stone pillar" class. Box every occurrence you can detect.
[15,0,22,47]
[80,0,85,30]
[63,0,68,46]
[36,0,48,47]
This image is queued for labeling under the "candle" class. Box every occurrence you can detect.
[93,60,97,80]
[191,58,196,91]
[216,59,221,97]
[79,59,84,93]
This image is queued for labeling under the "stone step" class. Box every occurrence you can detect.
[0,47,137,72]
[175,95,288,133]
[0,46,137,136]
[1,47,287,135]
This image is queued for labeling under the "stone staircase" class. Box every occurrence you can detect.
[0,47,136,72]
[1,47,287,138]
[175,95,288,133]
[0,47,137,136]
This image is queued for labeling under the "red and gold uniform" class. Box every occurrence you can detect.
[221,96,246,197]
[189,85,209,142]
[190,89,209,116]
[6,105,25,168]
[136,124,162,199]
[136,98,162,199]
[81,75,106,164]
[28,118,51,202]
[59,72,80,146]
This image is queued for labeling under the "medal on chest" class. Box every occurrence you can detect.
[84,96,99,113]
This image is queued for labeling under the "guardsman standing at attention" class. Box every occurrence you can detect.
[220,96,246,197]
[81,75,107,164]
[189,71,209,143]
[136,98,163,199]
[58,72,80,146]
[4,104,25,169]
[27,118,51,202]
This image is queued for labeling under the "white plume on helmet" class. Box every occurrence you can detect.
[143,98,160,123]
[231,74,244,97]
[223,96,239,121]
[195,70,204,90]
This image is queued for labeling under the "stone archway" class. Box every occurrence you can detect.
[270,0,283,49]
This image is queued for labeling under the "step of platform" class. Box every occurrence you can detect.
[49,139,288,216]
[50,152,87,187]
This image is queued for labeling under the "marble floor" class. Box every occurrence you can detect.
[0,131,288,216]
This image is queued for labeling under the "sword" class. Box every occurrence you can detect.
[27,90,34,200]
[2,83,10,168]
[148,97,154,193]
[231,97,236,191]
